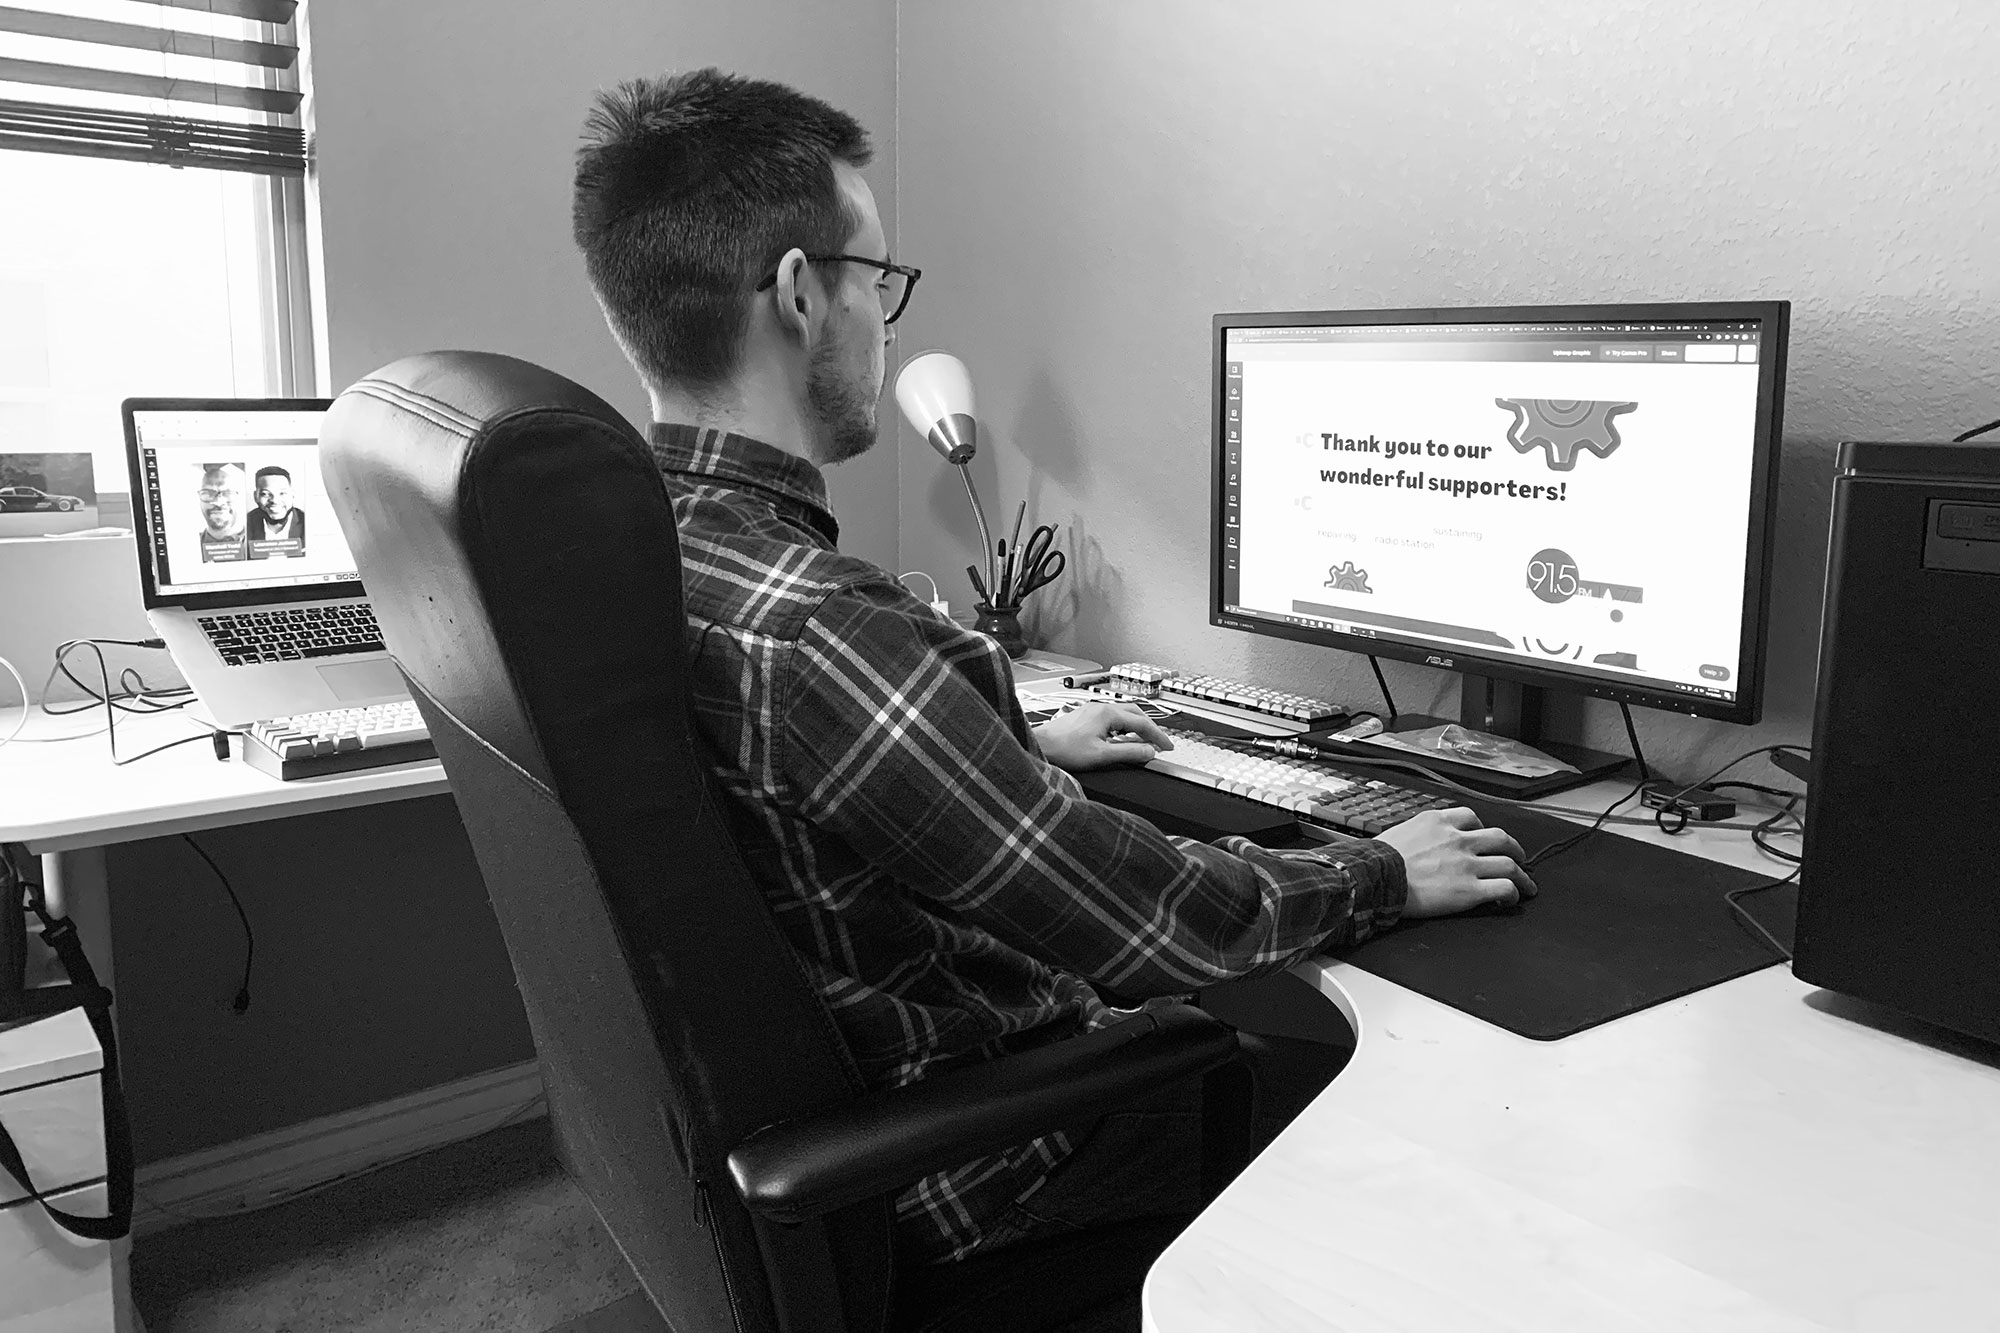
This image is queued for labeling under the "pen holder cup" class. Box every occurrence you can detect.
[972,602,1029,659]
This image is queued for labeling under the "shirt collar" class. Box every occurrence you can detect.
[648,422,840,547]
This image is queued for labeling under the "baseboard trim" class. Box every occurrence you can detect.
[132,1059,546,1237]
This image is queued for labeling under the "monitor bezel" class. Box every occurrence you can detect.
[1209,300,1789,725]
[122,396,351,612]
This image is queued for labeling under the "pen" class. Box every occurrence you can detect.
[999,543,1018,608]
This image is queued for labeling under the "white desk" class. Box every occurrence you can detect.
[0,704,453,1121]
[0,707,449,1333]
[0,644,1089,1010]
[1145,781,2000,1331]
[0,704,448,973]
[22,706,2000,1329]
[0,706,447,858]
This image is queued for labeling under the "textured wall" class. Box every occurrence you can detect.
[894,1,2000,776]
[110,799,528,1161]
[310,0,901,570]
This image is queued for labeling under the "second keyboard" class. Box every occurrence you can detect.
[240,700,435,780]
[1102,662,1344,734]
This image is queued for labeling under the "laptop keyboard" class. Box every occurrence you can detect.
[199,604,386,666]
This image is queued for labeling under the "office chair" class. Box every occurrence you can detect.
[319,351,1256,1333]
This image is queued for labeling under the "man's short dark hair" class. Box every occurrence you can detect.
[254,466,291,487]
[572,67,873,392]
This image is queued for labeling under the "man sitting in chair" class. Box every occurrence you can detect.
[570,68,1534,1273]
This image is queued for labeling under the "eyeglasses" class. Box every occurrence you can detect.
[195,487,237,502]
[754,254,923,325]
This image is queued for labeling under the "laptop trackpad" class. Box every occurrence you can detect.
[316,660,405,701]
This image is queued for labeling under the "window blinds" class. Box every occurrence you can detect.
[0,0,305,175]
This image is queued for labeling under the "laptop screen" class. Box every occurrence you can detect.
[125,400,357,601]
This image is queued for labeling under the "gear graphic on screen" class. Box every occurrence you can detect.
[1325,561,1373,593]
[1494,398,1638,471]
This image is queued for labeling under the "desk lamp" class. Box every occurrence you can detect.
[895,351,996,598]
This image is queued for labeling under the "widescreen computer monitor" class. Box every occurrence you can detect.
[1212,302,1788,726]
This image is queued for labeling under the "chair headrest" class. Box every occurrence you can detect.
[321,350,669,788]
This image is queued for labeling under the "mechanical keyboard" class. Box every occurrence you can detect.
[199,603,386,666]
[1146,727,1455,837]
[1102,662,1344,735]
[239,700,435,780]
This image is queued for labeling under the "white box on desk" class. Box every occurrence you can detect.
[0,1007,112,1332]
[0,528,180,706]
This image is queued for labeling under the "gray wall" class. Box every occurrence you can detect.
[110,798,527,1161]
[893,0,2000,776]
[309,0,902,572]
[111,0,898,1163]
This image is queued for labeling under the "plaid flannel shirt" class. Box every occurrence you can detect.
[652,423,1408,1263]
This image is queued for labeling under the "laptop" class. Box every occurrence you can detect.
[122,397,410,728]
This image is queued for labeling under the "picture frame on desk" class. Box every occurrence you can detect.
[0,451,99,538]
[0,521,167,712]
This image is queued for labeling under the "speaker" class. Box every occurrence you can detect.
[1793,441,2000,1044]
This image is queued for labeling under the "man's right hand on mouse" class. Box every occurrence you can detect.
[1374,807,1537,917]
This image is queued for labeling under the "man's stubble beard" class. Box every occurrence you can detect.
[806,336,880,467]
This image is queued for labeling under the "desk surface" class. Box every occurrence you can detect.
[0,649,1103,854]
[0,707,448,854]
[15,704,1999,1327]
[1145,786,2000,1332]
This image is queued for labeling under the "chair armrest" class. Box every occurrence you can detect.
[726,1004,1240,1224]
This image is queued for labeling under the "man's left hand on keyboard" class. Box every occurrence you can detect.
[1033,700,1177,772]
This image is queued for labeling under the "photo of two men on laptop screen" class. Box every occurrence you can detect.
[190,453,309,564]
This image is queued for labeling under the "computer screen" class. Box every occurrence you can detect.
[123,399,354,604]
[1212,303,1788,723]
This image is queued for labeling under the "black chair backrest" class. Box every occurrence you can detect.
[321,352,885,1332]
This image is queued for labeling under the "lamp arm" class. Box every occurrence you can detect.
[958,463,997,601]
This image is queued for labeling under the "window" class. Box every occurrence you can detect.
[0,1,316,528]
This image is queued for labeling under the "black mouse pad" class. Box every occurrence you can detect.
[1072,711,1795,1040]
[1337,796,1796,1040]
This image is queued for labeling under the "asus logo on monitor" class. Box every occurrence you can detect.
[1425,653,1455,668]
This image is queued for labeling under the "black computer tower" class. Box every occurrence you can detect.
[1793,441,2000,1044]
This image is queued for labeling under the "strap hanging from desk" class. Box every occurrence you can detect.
[0,892,134,1241]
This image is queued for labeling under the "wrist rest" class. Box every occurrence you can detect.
[1079,766,1299,846]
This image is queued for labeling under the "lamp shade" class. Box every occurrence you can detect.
[895,350,978,464]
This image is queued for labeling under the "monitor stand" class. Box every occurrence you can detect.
[1329,674,1631,800]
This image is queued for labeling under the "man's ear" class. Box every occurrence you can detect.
[768,246,818,346]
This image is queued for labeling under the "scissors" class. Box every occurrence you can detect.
[1007,524,1066,605]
